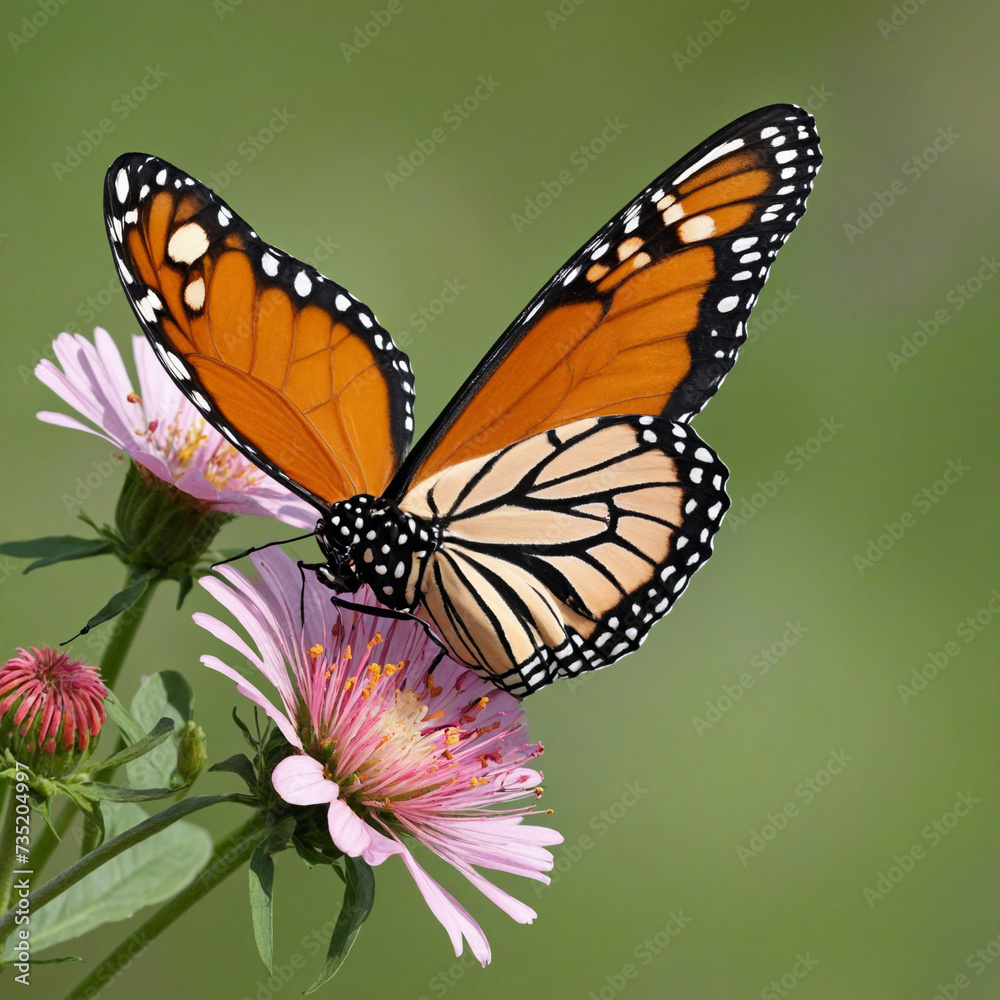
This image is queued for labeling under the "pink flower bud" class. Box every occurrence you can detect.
[0,646,108,778]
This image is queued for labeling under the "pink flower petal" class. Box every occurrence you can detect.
[326,798,373,857]
[272,754,337,805]
[398,848,491,965]
[199,655,302,748]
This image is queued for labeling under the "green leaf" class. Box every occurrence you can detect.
[75,782,178,803]
[248,818,295,973]
[103,691,146,745]
[79,571,158,635]
[304,857,376,994]
[0,535,112,573]
[249,842,276,973]
[96,718,174,773]
[0,954,83,967]
[209,753,257,789]
[1,801,212,960]
[127,671,194,789]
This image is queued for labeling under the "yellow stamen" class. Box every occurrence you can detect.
[470,776,489,787]
[425,710,445,722]
[343,645,352,661]
[367,632,383,650]
[308,644,324,658]
[444,727,461,746]
[344,677,356,692]
[126,391,141,404]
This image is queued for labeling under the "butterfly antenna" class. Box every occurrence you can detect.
[211,530,319,569]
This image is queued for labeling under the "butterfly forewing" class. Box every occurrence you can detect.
[104,153,415,508]
[390,104,821,496]
[398,415,729,696]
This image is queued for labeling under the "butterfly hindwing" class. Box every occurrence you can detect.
[389,104,821,497]
[398,414,729,696]
[104,153,414,508]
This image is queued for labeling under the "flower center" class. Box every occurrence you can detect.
[135,404,261,490]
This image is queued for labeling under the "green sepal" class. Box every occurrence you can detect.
[175,570,195,608]
[209,753,257,790]
[58,784,105,846]
[304,857,376,994]
[231,707,257,748]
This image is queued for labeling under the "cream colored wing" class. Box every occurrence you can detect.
[399,415,729,696]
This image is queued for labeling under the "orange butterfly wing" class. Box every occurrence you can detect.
[105,155,414,508]
[389,104,821,496]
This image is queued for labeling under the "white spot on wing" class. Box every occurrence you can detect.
[115,168,129,203]
[167,223,210,265]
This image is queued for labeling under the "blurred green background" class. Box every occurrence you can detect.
[1,1,998,997]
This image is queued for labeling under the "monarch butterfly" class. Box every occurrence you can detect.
[104,104,821,697]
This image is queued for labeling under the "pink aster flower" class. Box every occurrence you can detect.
[193,548,562,965]
[0,646,108,777]
[35,328,315,528]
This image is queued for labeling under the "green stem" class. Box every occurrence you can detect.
[61,816,268,1000]
[98,572,160,691]
[27,800,77,878]
[0,793,255,946]
[67,572,159,858]
[0,793,18,912]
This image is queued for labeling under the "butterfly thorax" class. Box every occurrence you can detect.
[316,495,435,610]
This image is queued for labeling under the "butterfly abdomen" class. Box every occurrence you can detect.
[318,496,435,609]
